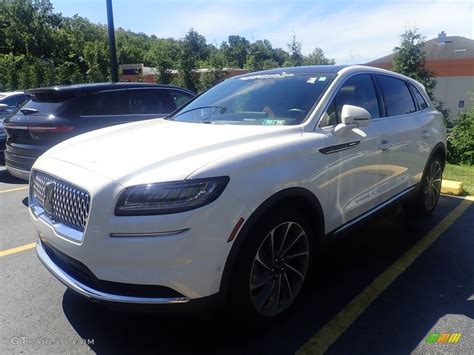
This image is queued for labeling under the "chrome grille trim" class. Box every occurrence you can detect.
[32,171,91,232]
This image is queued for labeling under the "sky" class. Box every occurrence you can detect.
[51,0,473,65]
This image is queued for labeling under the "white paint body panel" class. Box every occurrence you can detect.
[30,65,446,300]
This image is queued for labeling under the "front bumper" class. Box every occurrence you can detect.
[36,240,190,304]
[30,157,250,301]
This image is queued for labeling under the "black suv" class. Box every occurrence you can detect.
[3,83,195,179]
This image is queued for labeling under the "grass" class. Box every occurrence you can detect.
[443,163,474,195]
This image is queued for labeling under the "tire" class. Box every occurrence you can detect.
[409,155,444,214]
[228,207,315,320]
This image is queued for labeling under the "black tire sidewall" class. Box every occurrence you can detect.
[228,206,316,320]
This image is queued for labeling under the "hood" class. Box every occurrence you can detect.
[41,119,301,186]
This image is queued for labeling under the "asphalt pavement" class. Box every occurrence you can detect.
[1,165,473,355]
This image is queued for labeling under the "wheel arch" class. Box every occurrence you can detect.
[219,187,325,295]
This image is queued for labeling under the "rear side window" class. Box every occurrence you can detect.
[409,84,428,110]
[376,75,416,116]
[322,74,380,126]
[126,89,177,115]
[81,91,126,116]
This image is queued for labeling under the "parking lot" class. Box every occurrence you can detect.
[1,164,473,355]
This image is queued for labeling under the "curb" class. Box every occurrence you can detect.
[441,179,464,196]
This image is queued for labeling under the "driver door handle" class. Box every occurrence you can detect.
[422,130,431,138]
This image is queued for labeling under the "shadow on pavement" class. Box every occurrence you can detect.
[0,167,26,185]
[61,196,469,355]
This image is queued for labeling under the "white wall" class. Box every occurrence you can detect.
[433,76,474,120]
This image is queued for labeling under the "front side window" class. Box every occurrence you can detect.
[172,73,335,126]
[376,75,416,116]
[320,74,380,127]
[127,89,176,115]
[169,90,194,109]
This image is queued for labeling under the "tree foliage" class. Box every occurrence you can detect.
[392,28,436,99]
[447,104,474,165]
[0,0,335,92]
[304,47,335,65]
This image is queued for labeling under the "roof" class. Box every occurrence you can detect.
[238,65,349,77]
[26,82,194,95]
[368,35,474,64]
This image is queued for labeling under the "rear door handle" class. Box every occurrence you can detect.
[379,140,391,151]
[422,130,431,138]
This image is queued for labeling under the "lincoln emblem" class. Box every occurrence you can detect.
[43,182,56,215]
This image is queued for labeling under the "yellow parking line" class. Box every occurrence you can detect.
[297,197,473,355]
[0,186,28,194]
[0,242,36,257]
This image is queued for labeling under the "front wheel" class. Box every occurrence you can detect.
[229,208,314,319]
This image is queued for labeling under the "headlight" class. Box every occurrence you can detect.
[115,176,230,216]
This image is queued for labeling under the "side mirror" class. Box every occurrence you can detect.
[334,105,371,136]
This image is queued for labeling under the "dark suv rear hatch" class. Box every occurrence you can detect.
[4,89,79,178]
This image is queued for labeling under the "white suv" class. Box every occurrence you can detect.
[30,65,446,318]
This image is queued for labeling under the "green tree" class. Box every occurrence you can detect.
[144,39,179,84]
[447,104,474,165]
[246,40,277,71]
[304,47,335,65]
[284,33,304,67]
[221,35,249,68]
[392,28,436,99]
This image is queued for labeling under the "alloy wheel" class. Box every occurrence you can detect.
[424,160,442,210]
[249,221,310,317]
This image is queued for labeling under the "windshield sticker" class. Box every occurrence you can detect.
[263,119,286,125]
[240,73,294,81]
[318,77,327,81]
[307,77,318,84]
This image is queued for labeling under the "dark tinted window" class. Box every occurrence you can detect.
[169,90,193,109]
[2,94,29,107]
[322,74,380,126]
[376,75,416,116]
[127,89,177,115]
[409,83,428,110]
[81,91,126,116]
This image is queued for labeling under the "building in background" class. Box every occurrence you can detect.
[367,32,474,120]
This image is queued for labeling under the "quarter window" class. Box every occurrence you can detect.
[409,83,428,110]
[321,74,380,127]
[376,75,416,116]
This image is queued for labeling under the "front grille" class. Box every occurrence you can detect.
[32,171,91,231]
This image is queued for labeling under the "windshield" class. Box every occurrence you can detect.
[172,72,335,126]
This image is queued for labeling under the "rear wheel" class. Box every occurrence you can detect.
[409,155,443,214]
[229,208,314,319]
